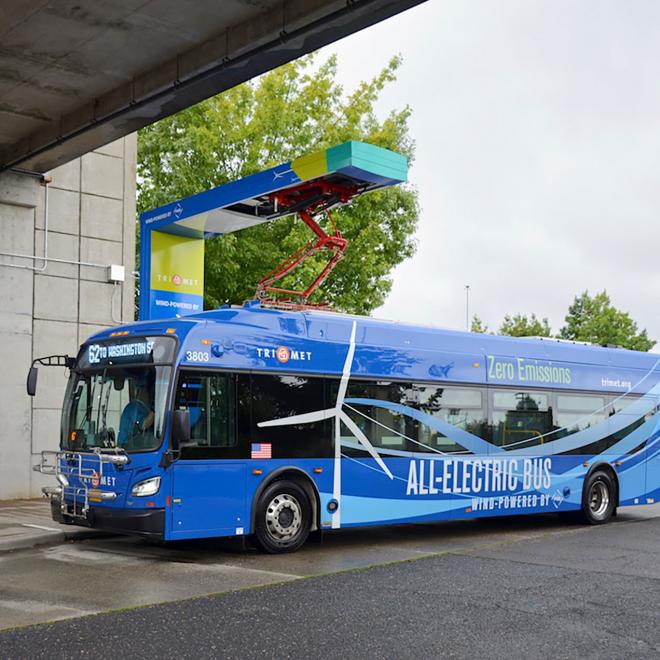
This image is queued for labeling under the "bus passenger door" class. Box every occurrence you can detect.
[170,372,248,539]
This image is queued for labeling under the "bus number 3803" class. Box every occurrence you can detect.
[185,351,210,362]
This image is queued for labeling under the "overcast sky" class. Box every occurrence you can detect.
[318,0,660,343]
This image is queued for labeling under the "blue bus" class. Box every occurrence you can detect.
[30,302,660,553]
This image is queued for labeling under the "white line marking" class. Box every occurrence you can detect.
[21,523,60,532]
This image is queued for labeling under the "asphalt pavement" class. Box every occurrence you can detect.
[1,505,659,659]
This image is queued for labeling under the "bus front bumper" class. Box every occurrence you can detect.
[51,497,165,540]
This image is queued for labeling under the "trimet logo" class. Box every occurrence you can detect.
[173,202,183,219]
[155,273,199,287]
[82,471,116,488]
[256,346,312,363]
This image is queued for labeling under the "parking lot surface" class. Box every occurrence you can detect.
[1,505,659,658]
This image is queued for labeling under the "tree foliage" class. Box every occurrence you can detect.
[499,313,552,338]
[470,315,489,334]
[474,291,654,351]
[559,291,655,351]
[137,55,419,313]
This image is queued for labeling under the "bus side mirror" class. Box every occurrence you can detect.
[171,409,190,451]
[27,367,38,396]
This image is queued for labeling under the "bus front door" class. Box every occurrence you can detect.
[170,372,248,539]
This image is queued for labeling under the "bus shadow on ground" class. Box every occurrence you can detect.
[87,510,614,563]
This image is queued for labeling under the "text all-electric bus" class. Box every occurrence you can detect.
[30,302,660,553]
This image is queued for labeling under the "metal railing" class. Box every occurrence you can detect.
[34,449,128,518]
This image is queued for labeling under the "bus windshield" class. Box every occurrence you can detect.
[61,366,171,452]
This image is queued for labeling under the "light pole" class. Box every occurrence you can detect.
[465,285,470,331]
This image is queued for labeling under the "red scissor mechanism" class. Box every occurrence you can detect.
[255,179,361,310]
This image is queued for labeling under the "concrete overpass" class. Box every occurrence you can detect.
[1,0,425,174]
[0,0,425,499]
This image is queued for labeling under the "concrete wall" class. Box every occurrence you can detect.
[0,135,137,499]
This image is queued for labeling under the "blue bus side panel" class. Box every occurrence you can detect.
[163,438,660,538]
[158,444,660,540]
[334,451,657,528]
[169,461,248,539]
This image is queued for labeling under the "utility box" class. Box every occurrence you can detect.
[107,264,125,283]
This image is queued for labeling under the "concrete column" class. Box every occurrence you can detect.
[0,135,137,499]
[0,172,39,499]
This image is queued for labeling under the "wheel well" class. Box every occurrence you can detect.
[250,468,320,533]
[586,462,620,507]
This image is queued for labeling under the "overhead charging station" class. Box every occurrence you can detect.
[139,141,408,320]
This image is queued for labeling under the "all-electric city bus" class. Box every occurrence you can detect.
[30,302,660,553]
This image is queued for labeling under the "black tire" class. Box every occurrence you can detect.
[580,469,616,525]
[254,480,311,554]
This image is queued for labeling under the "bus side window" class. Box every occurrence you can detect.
[176,373,236,458]
[340,380,410,455]
[338,381,486,455]
[491,390,553,450]
[251,374,330,458]
[208,374,236,448]
[555,394,607,436]
[557,393,629,456]
[412,385,486,454]
[177,376,208,446]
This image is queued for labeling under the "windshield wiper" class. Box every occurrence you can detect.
[72,370,105,450]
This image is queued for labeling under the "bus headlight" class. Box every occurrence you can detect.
[131,476,161,497]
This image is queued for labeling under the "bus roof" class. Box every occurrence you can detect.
[85,302,659,394]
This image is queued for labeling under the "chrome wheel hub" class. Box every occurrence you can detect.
[265,493,302,541]
[589,480,609,519]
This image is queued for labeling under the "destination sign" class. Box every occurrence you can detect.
[88,341,155,364]
[78,336,176,369]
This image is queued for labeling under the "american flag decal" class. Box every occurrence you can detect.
[251,443,272,459]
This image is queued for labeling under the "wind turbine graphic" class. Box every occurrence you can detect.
[258,321,394,528]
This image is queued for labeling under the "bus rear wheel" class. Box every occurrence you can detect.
[581,470,616,524]
[254,480,311,554]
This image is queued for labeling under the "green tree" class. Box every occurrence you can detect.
[138,54,418,313]
[559,290,655,351]
[470,315,489,333]
[499,313,552,337]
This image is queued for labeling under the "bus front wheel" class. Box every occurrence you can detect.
[581,469,616,524]
[254,480,311,554]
